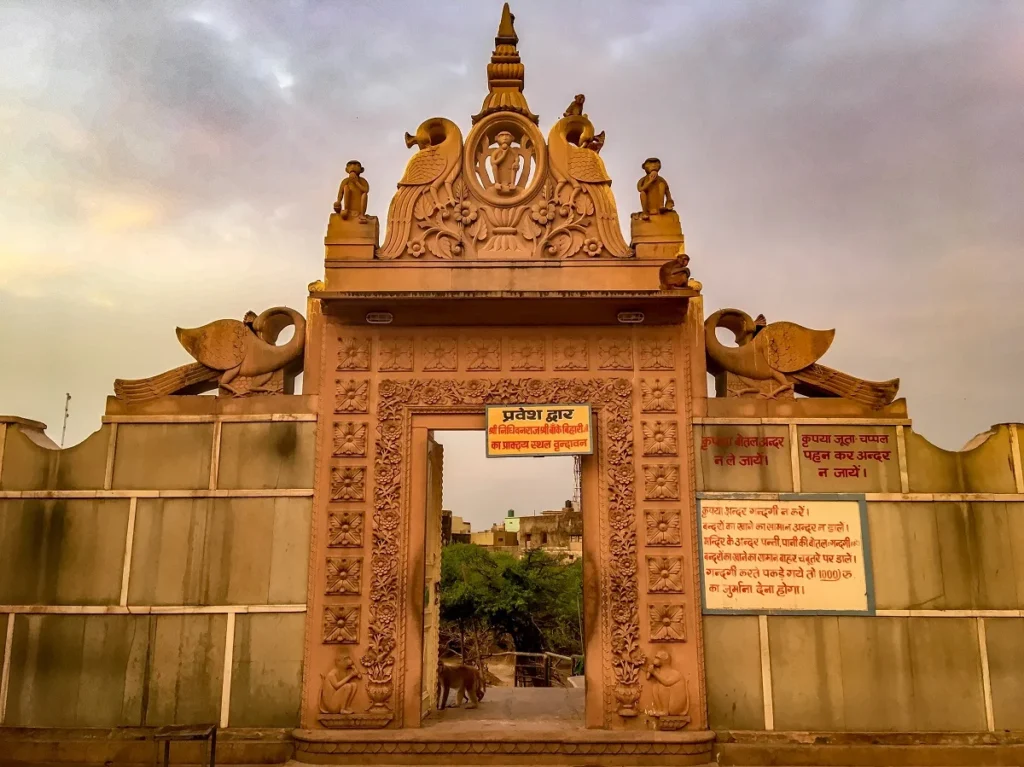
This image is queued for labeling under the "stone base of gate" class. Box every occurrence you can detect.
[291,726,715,766]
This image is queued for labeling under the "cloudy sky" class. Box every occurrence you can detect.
[1,1,1021,521]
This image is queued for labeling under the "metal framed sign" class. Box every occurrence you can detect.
[485,404,594,457]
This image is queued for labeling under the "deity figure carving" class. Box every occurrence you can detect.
[113,307,305,402]
[645,650,691,728]
[637,158,674,219]
[334,160,370,220]
[481,129,529,195]
[705,308,900,408]
[379,118,464,259]
[320,651,361,715]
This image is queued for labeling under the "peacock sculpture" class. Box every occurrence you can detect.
[114,307,305,403]
[705,308,899,409]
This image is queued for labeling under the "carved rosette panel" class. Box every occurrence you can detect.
[640,378,677,413]
[420,338,458,371]
[553,338,589,370]
[638,339,675,371]
[645,509,682,547]
[647,556,684,593]
[335,380,369,413]
[509,339,545,371]
[649,603,686,642]
[379,338,414,372]
[330,467,366,502]
[598,338,633,370]
[333,422,368,457]
[369,377,643,724]
[643,464,680,501]
[326,557,363,595]
[464,338,501,371]
[327,510,363,548]
[642,421,678,456]
[337,338,371,371]
[324,606,360,644]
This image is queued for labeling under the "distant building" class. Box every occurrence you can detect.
[503,508,520,533]
[441,509,471,547]
[470,527,518,547]
[518,501,582,561]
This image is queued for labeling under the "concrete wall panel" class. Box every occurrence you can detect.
[867,502,945,610]
[0,425,109,492]
[769,616,845,730]
[985,618,1024,730]
[5,614,149,727]
[217,421,315,490]
[0,499,128,605]
[145,614,226,725]
[703,616,764,730]
[229,613,305,727]
[905,426,1017,494]
[111,423,213,490]
[128,498,310,605]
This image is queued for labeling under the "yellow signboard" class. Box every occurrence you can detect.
[485,404,593,457]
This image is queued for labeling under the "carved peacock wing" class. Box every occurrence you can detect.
[754,322,835,373]
[175,319,248,371]
[398,148,447,186]
[567,143,611,184]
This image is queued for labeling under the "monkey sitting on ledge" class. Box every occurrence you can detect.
[437,662,486,710]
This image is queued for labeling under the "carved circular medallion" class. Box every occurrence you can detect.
[463,112,547,207]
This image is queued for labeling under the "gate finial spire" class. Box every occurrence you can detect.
[472,4,538,124]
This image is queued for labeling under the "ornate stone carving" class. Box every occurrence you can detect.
[642,420,678,456]
[705,308,900,408]
[295,738,711,759]
[326,557,363,595]
[643,465,680,500]
[327,510,363,548]
[333,422,368,457]
[379,338,414,372]
[597,338,633,370]
[640,378,676,413]
[553,338,589,370]
[645,509,682,547]
[645,649,691,729]
[323,606,360,644]
[639,339,675,371]
[334,161,370,220]
[335,380,369,413]
[369,377,643,725]
[465,338,501,371]
[647,556,684,593]
[331,467,366,502]
[421,338,458,371]
[510,339,545,370]
[319,650,361,715]
[649,603,686,642]
[636,158,674,219]
[337,338,371,371]
[113,307,305,403]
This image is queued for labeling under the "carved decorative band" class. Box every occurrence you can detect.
[367,377,644,725]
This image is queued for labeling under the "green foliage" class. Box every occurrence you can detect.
[439,543,584,656]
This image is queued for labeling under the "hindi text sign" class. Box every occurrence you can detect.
[485,404,593,457]
[698,497,873,614]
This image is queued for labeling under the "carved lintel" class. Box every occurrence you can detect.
[318,713,392,729]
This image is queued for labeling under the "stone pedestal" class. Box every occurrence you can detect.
[630,211,684,261]
[325,214,379,261]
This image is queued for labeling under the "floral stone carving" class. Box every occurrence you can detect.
[510,339,545,370]
[465,338,501,371]
[598,338,633,370]
[337,338,371,371]
[378,338,414,372]
[649,603,686,642]
[330,467,366,502]
[323,606,360,644]
[640,378,677,413]
[642,421,678,456]
[369,377,644,724]
[553,338,589,370]
[333,423,368,457]
[645,510,682,547]
[643,465,680,500]
[647,556,684,593]
[326,557,363,595]
[327,511,363,548]
[421,338,458,371]
[639,339,675,371]
[335,380,369,413]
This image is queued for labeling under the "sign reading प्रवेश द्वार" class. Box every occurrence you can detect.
[485,404,593,457]
[698,498,873,614]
